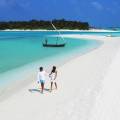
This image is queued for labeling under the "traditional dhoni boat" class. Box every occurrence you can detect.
[42,22,66,47]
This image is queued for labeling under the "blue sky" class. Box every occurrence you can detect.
[0,0,120,27]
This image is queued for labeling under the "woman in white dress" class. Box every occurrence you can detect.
[49,66,57,92]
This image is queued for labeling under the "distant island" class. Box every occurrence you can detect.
[0,19,89,30]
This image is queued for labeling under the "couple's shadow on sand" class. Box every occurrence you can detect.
[28,88,50,94]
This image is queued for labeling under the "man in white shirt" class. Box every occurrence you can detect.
[37,67,47,93]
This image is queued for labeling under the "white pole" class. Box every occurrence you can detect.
[51,21,66,43]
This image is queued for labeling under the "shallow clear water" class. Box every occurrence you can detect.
[0,31,102,74]
[0,30,119,87]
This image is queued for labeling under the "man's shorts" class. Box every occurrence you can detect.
[40,80,45,84]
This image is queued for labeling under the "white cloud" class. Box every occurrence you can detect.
[91,1,103,11]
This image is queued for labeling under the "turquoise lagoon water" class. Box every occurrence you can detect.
[0,31,100,74]
[0,30,119,87]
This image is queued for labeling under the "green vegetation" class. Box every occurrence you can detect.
[0,19,89,30]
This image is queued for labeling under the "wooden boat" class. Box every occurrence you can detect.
[42,21,66,47]
[43,43,65,47]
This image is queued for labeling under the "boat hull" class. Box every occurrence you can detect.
[43,43,65,47]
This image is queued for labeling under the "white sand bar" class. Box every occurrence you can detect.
[0,35,120,120]
[89,47,120,120]
[2,28,117,32]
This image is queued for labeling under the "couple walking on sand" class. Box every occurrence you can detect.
[37,66,57,93]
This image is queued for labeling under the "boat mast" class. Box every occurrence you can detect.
[51,21,66,43]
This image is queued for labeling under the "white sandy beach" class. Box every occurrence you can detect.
[1,28,118,32]
[0,34,120,120]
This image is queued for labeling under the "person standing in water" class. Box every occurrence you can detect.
[37,67,47,93]
[49,66,58,92]
[45,38,48,45]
